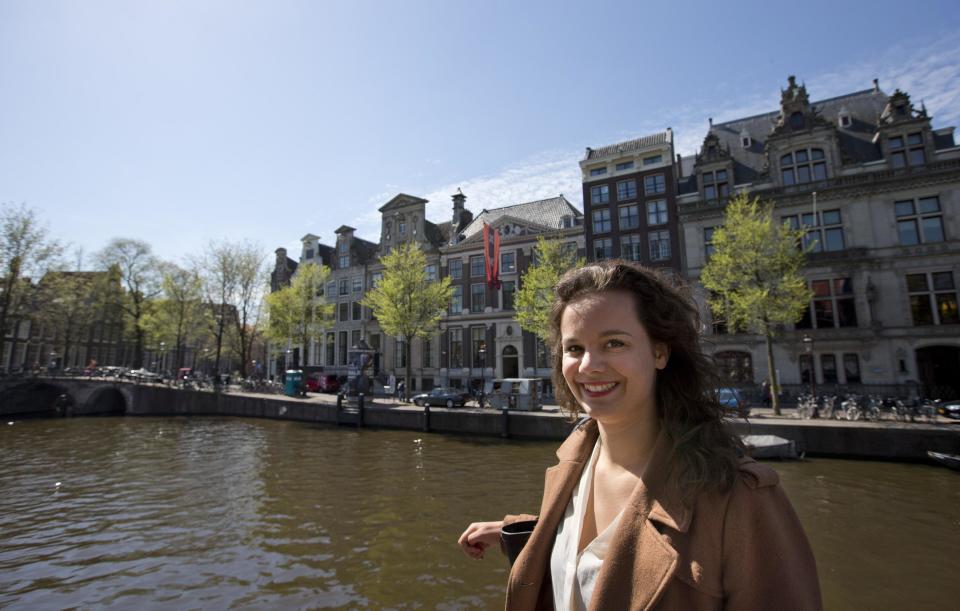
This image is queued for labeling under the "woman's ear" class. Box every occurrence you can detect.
[654,343,670,370]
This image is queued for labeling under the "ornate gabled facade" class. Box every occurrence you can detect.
[677,76,960,398]
[436,194,584,394]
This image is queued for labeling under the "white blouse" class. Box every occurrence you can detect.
[550,440,624,610]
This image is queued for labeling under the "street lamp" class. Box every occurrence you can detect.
[49,351,57,374]
[159,342,166,375]
[478,342,486,408]
[802,333,816,398]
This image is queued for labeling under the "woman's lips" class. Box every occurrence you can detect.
[580,381,618,397]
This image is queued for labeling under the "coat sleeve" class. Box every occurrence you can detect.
[503,513,539,526]
[721,465,822,610]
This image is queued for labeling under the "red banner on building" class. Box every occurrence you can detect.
[482,223,501,289]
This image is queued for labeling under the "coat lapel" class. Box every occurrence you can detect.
[506,420,597,608]
[588,429,691,611]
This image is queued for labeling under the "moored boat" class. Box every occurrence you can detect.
[741,434,799,459]
[927,451,960,471]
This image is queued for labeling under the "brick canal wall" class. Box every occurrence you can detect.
[122,385,960,461]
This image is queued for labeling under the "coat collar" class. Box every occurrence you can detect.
[555,418,692,533]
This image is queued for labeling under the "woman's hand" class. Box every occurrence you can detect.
[458,520,504,559]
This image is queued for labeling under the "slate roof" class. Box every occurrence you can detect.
[584,130,672,161]
[460,195,582,240]
[678,87,892,193]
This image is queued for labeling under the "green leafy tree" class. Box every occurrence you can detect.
[362,241,453,396]
[515,235,584,341]
[95,238,162,369]
[700,194,811,415]
[0,203,61,369]
[264,262,333,364]
[143,264,209,372]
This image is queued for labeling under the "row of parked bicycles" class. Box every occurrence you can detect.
[795,393,941,422]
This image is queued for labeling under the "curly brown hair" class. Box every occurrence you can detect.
[549,259,743,502]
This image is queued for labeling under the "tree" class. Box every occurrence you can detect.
[515,235,584,341]
[196,240,266,378]
[700,193,812,415]
[264,262,333,365]
[95,238,162,369]
[143,263,208,372]
[0,203,61,370]
[362,241,453,396]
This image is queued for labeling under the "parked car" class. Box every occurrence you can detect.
[305,372,340,394]
[411,387,472,408]
[124,368,162,383]
[717,387,750,418]
[938,400,960,420]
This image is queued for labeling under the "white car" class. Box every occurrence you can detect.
[124,368,162,383]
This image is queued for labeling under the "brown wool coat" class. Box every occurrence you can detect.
[502,420,822,611]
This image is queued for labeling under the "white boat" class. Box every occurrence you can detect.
[741,434,799,459]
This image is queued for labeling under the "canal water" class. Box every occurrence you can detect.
[1,417,957,609]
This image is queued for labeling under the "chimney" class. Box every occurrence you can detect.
[676,153,683,177]
[451,188,468,242]
[788,75,796,88]
[873,78,879,92]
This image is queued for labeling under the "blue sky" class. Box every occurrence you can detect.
[2,0,959,266]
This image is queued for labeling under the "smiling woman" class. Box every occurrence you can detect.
[459,260,821,610]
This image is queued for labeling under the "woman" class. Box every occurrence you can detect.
[458,261,820,610]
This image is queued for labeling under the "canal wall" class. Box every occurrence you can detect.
[120,385,960,461]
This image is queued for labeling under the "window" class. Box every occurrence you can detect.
[617,179,637,201]
[593,238,612,260]
[399,221,407,236]
[781,148,827,186]
[326,332,335,366]
[371,272,383,287]
[422,337,432,368]
[352,301,361,320]
[839,114,851,128]
[396,338,406,367]
[648,230,671,261]
[351,329,361,349]
[620,234,642,261]
[471,326,486,367]
[535,336,550,369]
[714,351,753,384]
[470,283,485,313]
[896,197,944,245]
[702,170,729,201]
[352,276,362,293]
[784,209,845,252]
[821,354,838,384]
[590,184,610,204]
[704,227,717,258]
[646,200,668,226]
[889,132,925,168]
[305,248,314,259]
[338,302,349,322]
[590,167,607,176]
[449,328,463,368]
[616,161,634,171]
[425,264,438,282]
[618,204,640,230]
[796,278,857,329]
[450,285,463,314]
[644,174,665,195]
[643,155,662,166]
[326,281,336,296]
[844,353,861,384]
[500,251,516,274]
[470,255,485,277]
[449,258,462,280]
[339,241,348,254]
[339,254,349,268]
[339,278,348,295]
[592,208,611,233]
[339,332,348,365]
[502,280,516,310]
[907,272,959,325]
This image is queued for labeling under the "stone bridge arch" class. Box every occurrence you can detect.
[0,378,135,418]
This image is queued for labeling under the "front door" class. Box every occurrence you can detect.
[502,345,519,379]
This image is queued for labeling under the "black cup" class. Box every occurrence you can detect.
[500,519,537,566]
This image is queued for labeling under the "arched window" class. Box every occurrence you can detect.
[781,148,827,186]
[714,351,753,384]
[789,111,805,130]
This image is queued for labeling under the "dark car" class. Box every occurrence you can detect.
[717,387,751,418]
[411,387,472,408]
[305,372,340,394]
[938,400,960,420]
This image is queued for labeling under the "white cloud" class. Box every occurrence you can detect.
[351,32,960,240]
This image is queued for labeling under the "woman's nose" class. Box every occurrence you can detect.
[579,349,603,373]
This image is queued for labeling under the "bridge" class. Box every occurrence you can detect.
[0,376,135,418]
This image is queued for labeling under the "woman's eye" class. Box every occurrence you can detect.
[564,345,582,354]
[606,339,625,348]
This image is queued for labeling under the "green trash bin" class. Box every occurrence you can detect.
[284,370,304,397]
